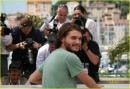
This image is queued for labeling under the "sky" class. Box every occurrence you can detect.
[1,0,56,14]
[1,0,27,14]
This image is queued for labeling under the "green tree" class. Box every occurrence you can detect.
[29,15,44,28]
[16,13,45,28]
[108,35,130,62]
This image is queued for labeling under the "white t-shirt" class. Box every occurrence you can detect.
[36,44,51,68]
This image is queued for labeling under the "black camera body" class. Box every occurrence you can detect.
[1,13,11,35]
[48,27,58,34]
[81,36,87,45]
[48,19,58,34]
[74,15,86,29]
[2,26,11,35]
[25,38,34,49]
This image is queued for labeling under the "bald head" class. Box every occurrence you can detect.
[56,4,68,23]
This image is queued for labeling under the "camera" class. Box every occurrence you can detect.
[48,19,58,34]
[81,36,87,45]
[25,38,34,49]
[1,13,11,35]
[2,26,11,35]
[74,15,86,29]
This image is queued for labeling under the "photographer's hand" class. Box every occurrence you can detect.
[16,41,27,49]
[81,42,89,52]
[70,16,76,24]
[32,41,41,49]
[43,28,50,36]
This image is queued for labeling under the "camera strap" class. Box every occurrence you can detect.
[49,14,56,23]
[83,18,87,30]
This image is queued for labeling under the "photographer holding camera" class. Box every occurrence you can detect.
[71,5,101,83]
[71,5,97,42]
[40,4,70,41]
[7,16,43,78]
[76,28,101,83]
[1,13,12,77]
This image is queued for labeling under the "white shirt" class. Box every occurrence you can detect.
[85,18,97,42]
[1,33,12,55]
[36,44,51,68]
[40,15,70,31]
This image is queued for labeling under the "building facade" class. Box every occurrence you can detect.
[27,0,52,18]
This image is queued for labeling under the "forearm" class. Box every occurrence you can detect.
[84,49,99,65]
[77,71,102,88]
[28,70,42,84]
[6,44,19,51]
[6,41,27,51]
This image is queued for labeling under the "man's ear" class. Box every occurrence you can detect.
[61,38,64,43]
[56,9,58,13]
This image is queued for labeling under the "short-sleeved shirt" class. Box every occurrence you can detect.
[38,48,84,88]
[36,43,51,68]
[76,40,101,82]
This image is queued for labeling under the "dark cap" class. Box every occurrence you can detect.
[20,17,32,27]
[48,34,57,43]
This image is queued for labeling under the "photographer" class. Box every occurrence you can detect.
[71,5,97,42]
[1,13,12,77]
[7,16,43,78]
[40,4,70,41]
[36,33,57,68]
[76,28,101,83]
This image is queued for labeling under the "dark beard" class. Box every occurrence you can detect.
[64,41,79,53]
[66,46,77,53]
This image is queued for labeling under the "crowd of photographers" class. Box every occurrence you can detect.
[1,4,101,85]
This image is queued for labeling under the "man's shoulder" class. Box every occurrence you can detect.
[1,76,9,85]
[46,16,55,22]
[12,26,21,34]
[88,40,99,47]
[33,27,42,35]
[89,40,98,44]
[39,44,49,51]
[2,76,9,79]
[86,18,96,23]
[57,48,76,57]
